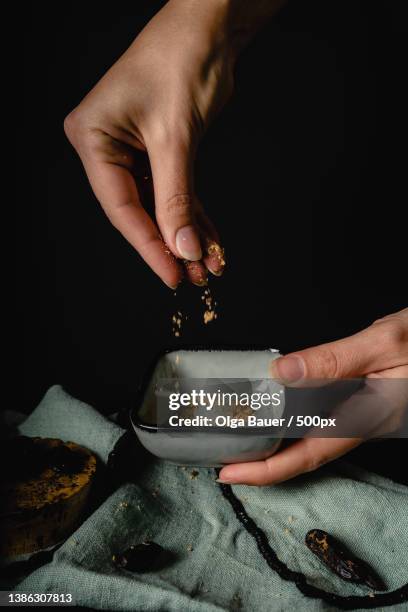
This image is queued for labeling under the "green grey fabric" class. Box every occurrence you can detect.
[16,386,408,610]
[19,386,124,464]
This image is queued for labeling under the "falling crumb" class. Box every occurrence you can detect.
[202,286,218,324]
[171,280,219,334]
[187,544,194,552]
[190,469,199,480]
[368,593,375,598]
[118,501,129,509]
[204,310,216,324]
[172,308,184,337]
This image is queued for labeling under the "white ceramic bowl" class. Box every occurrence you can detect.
[130,347,286,467]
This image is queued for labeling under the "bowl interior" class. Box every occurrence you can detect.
[138,348,282,426]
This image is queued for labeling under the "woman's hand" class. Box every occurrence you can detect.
[64,0,240,288]
[64,0,284,288]
[218,308,408,485]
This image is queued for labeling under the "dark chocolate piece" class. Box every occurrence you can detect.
[112,542,165,572]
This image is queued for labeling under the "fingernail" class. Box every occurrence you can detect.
[208,269,223,277]
[206,242,226,276]
[217,468,237,483]
[184,260,208,286]
[163,278,181,290]
[176,225,202,261]
[270,356,305,383]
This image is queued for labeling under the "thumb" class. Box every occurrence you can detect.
[148,138,202,261]
[270,318,404,383]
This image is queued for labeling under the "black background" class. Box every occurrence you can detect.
[21,2,407,477]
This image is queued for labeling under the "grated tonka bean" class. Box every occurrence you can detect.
[171,286,218,337]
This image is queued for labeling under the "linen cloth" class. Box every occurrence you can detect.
[14,386,408,610]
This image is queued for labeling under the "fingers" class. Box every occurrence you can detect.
[365,364,408,437]
[148,139,226,280]
[204,243,226,277]
[202,236,226,277]
[218,437,362,486]
[66,112,225,287]
[195,209,226,277]
[148,139,202,261]
[183,260,208,286]
[270,310,408,383]
[81,156,183,289]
